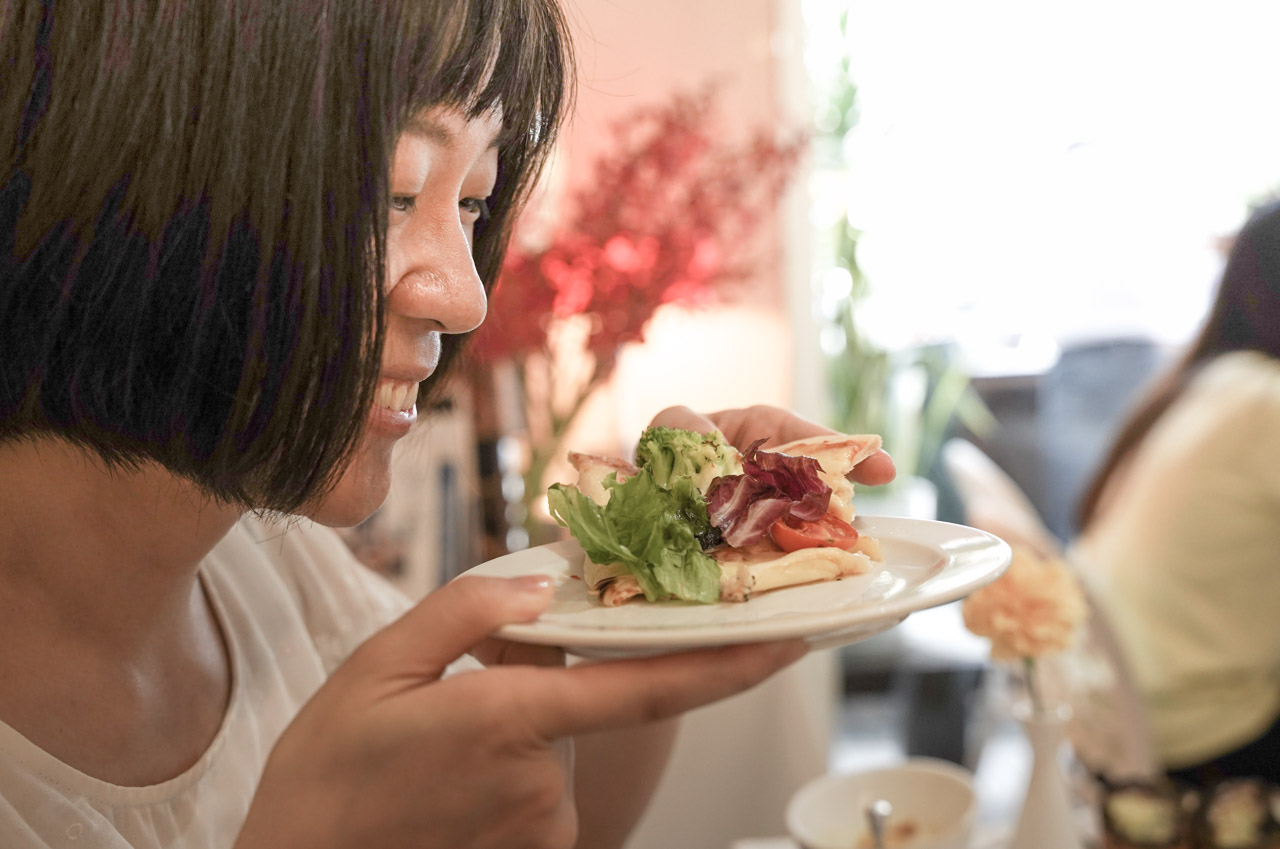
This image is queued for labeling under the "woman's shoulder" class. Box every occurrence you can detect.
[1168,352,1280,467]
[1190,351,1280,409]
[1199,348,1280,381]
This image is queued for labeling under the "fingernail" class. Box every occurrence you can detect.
[511,574,554,594]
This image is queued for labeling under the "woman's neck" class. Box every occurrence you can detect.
[0,438,239,635]
[0,437,241,784]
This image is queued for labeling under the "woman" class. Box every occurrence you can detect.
[1075,200,1280,788]
[0,2,893,847]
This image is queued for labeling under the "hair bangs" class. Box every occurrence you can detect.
[399,0,570,142]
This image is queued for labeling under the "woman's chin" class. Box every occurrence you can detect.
[301,461,392,528]
[304,498,386,529]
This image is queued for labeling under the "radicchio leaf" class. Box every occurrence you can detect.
[706,439,832,546]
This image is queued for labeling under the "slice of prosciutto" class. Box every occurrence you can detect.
[769,433,883,523]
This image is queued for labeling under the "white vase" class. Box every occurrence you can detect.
[1010,701,1084,849]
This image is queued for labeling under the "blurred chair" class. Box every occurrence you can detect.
[941,438,1060,560]
[942,438,1160,784]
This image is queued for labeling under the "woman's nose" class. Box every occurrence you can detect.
[385,221,488,334]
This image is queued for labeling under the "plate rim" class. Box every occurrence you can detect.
[466,515,1011,654]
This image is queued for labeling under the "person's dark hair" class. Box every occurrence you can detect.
[1078,200,1280,529]
[0,0,573,512]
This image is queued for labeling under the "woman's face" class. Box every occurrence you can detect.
[305,106,497,527]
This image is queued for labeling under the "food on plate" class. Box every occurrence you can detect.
[546,426,883,605]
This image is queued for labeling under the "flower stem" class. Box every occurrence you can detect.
[1023,656,1043,715]
[519,355,608,540]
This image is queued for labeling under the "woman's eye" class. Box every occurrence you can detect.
[390,195,416,214]
[460,197,490,222]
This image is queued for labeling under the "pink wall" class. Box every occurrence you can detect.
[547,0,809,466]
[561,0,782,210]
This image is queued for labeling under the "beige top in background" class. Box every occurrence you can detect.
[1074,350,1280,768]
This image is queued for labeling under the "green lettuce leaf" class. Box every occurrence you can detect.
[547,470,721,604]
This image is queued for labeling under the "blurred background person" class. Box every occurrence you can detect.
[1073,200,1280,788]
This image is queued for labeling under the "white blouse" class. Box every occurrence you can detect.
[0,515,414,848]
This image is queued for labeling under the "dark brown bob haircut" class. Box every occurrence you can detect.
[0,0,574,512]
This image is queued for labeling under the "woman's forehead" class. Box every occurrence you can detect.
[400,105,504,153]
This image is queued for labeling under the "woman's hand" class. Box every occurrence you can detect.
[235,575,807,849]
[649,403,897,487]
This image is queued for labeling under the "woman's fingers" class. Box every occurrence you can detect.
[354,575,556,682]
[649,404,897,485]
[849,449,896,486]
[646,405,723,436]
[649,404,827,447]
[471,636,567,669]
[342,578,807,744]
[521,640,809,740]
[713,406,832,447]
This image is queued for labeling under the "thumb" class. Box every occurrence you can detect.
[352,574,555,683]
[648,405,723,436]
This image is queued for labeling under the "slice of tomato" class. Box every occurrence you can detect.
[768,513,859,553]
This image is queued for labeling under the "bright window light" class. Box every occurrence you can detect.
[803,0,1280,374]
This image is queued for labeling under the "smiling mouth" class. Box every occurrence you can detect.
[374,378,419,413]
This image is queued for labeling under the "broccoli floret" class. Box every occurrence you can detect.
[634,426,743,495]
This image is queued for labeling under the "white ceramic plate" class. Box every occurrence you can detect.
[461,516,1011,658]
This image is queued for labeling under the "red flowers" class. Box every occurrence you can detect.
[470,87,805,375]
[465,88,805,531]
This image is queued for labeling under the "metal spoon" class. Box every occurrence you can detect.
[864,798,892,849]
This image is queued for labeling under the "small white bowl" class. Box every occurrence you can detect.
[786,757,977,849]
